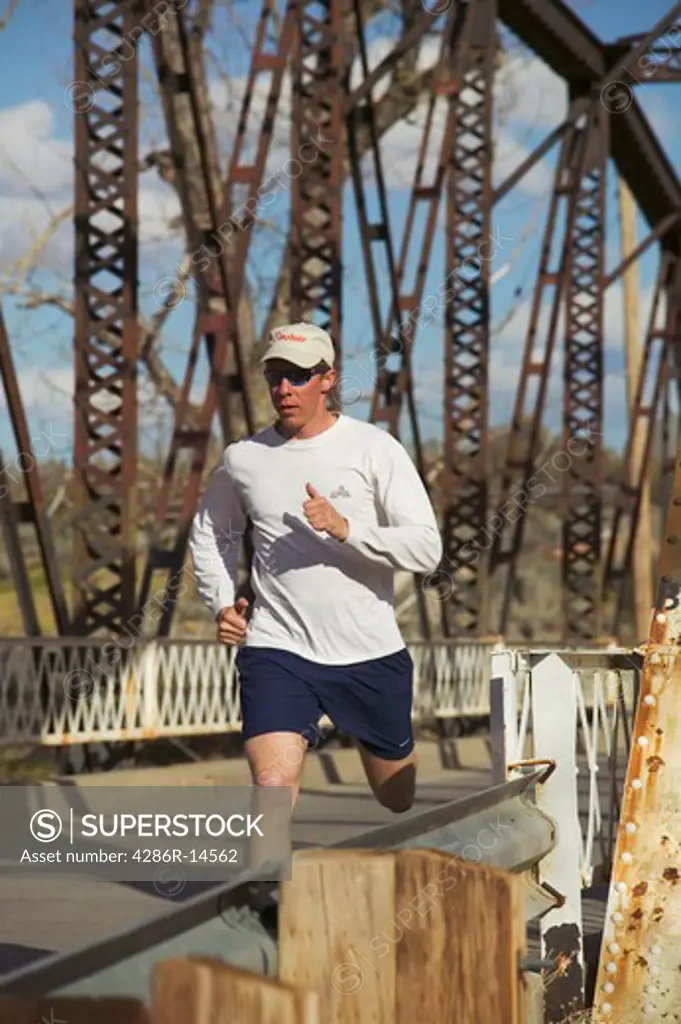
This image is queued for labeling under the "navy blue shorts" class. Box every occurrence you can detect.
[235,646,414,760]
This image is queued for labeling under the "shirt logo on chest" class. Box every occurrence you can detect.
[330,485,351,499]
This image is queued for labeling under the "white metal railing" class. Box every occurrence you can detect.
[491,646,639,886]
[0,637,501,747]
[490,645,640,1000]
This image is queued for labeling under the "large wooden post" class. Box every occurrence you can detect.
[278,848,527,1023]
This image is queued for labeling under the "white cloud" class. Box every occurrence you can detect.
[494,49,567,129]
[0,367,73,416]
[210,39,563,200]
[0,101,72,195]
[0,185,180,274]
[0,96,182,275]
[0,363,190,457]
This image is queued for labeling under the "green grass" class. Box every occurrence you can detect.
[0,566,59,636]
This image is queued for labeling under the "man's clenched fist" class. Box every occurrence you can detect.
[216,597,249,645]
[303,482,348,541]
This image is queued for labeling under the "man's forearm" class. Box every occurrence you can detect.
[340,520,443,573]
[188,524,239,616]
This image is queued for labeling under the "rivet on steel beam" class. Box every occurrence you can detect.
[607,943,620,954]
[605,962,617,974]
[601,1001,612,1013]
[651,944,661,956]
[603,982,615,994]
[615,881,627,892]
[643,694,656,706]
[625,821,637,833]
[631,778,643,789]
[621,852,633,863]
[650,965,660,976]
[637,736,649,748]
[612,911,624,923]
[656,613,666,623]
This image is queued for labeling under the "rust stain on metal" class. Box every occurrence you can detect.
[592,585,681,1019]
[627,907,644,934]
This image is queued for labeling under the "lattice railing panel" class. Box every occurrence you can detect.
[0,640,498,746]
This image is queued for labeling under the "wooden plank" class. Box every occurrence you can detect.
[151,956,320,1024]
[278,848,526,1023]
[0,996,151,1024]
[279,850,396,1022]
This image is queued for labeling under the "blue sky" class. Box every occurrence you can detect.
[0,0,679,463]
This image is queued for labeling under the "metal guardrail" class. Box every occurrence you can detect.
[0,769,556,1000]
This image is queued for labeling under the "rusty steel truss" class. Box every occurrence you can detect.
[71,0,139,636]
[1,0,681,653]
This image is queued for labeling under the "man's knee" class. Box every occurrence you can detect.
[254,767,298,788]
[245,731,307,790]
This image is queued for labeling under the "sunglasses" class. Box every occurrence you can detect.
[264,365,325,388]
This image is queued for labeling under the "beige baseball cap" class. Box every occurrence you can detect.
[260,321,336,368]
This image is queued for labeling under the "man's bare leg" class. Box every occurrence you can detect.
[245,730,308,805]
[356,742,417,814]
[244,731,307,871]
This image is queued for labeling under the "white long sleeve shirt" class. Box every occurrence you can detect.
[189,413,442,664]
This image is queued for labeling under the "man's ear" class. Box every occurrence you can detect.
[320,369,337,393]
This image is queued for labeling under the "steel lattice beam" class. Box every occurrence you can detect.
[345,0,434,639]
[367,9,460,443]
[561,100,608,643]
[72,0,139,636]
[441,0,496,637]
[16,0,681,653]
[499,0,681,246]
[138,0,295,635]
[489,113,599,637]
[289,0,344,386]
[603,254,677,636]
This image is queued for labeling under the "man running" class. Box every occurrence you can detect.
[189,321,442,814]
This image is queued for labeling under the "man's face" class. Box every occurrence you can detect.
[264,359,335,429]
